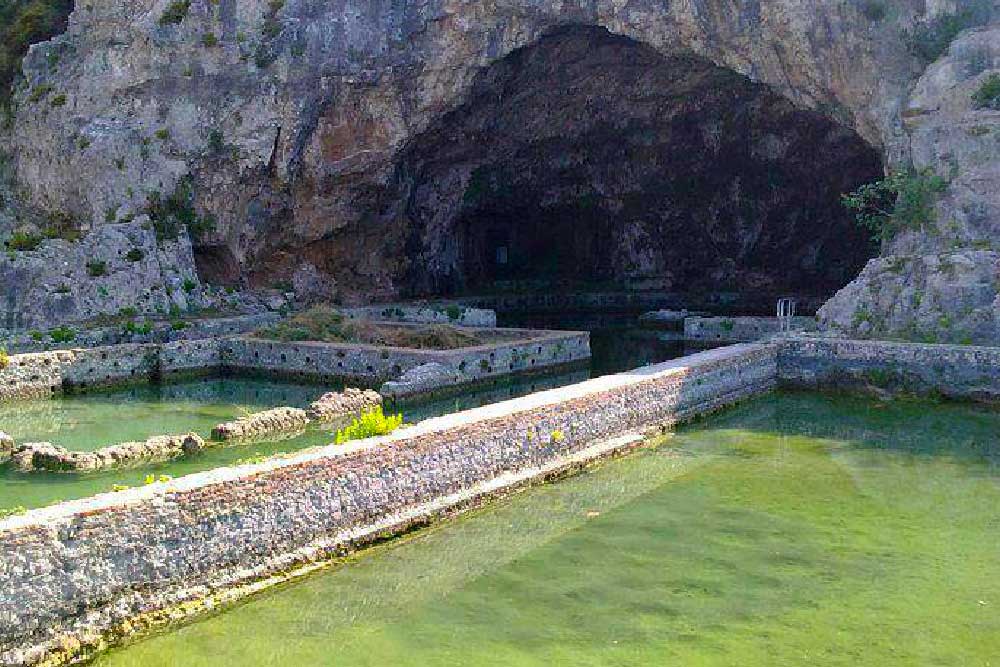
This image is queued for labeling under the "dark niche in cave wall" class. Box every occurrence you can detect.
[393,24,883,302]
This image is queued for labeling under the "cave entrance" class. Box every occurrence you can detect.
[398,25,883,310]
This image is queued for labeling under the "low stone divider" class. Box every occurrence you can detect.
[221,329,589,392]
[211,407,311,441]
[211,389,382,441]
[8,434,207,473]
[0,343,775,665]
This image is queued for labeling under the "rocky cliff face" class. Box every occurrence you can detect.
[2,0,999,341]
[819,22,1000,344]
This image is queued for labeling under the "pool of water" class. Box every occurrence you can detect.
[499,310,717,376]
[91,391,1000,666]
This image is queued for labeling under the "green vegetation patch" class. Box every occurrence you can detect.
[158,0,191,26]
[842,169,948,242]
[144,177,216,243]
[7,230,42,251]
[49,325,75,343]
[0,0,73,105]
[906,4,992,63]
[334,405,403,444]
[972,73,1000,111]
[86,260,107,277]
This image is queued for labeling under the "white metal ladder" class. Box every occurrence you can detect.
[777,297,797,333]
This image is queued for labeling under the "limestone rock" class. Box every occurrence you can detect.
[307,388,382,423]
[822,25,1000,344]
[211,407,310,441]
[0,432,15,462]
[0,220,201,331]
[292,264,337,305]
[1,0,998,342]
[380,363,461,400]
[11,433,207,472]
[819,251,1000,344]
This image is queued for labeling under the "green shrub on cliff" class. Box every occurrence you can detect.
[7,231,41,251]
[144,178,216,243]
[906,4,992,63]
[0,0,73,105]
[158,0,191,26]
[49,325,75,343]
[972,74,1000,110]
[0,347,9,370]
[86,260,107,277]
[857,0,886,22]
[842,169,948,242]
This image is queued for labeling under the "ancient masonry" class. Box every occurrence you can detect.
[1,336,999,664]
[211,389,381,441]
[0,344,776,665]
[8,434,206,473]
[0,328,589,403]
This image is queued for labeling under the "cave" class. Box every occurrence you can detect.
[394,25,883,310]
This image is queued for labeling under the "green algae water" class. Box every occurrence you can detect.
[0,378,337,510]
[91,391,1000,666]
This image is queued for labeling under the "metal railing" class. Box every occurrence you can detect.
[776,297,797,333]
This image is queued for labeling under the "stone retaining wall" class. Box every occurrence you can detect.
[684,316,817,342]
[221,329,590,389]
[0,343,776,665]
[340,304,497,328]
[3,313,279,355]
[0,327,589,404]
[778,336,1000,401]
[0,351,68,402]
[0,340,227,400]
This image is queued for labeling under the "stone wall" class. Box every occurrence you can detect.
[0,343,776,665]
[0,327,589,403]
[221,330,590,389]
[3,313,279,355]
[0,351,69,402]
[777,336,1000,401]
[684,316,817,342]
[0,339,223,400]
[340,304,497,328]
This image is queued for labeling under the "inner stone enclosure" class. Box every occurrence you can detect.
[394,26,883,304]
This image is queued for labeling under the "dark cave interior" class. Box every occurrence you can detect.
[396,25,883,305]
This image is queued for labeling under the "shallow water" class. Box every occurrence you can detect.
[0,378,337,509]
[92,391,1000,666]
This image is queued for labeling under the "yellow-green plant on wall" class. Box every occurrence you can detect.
[334,406,403,445]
